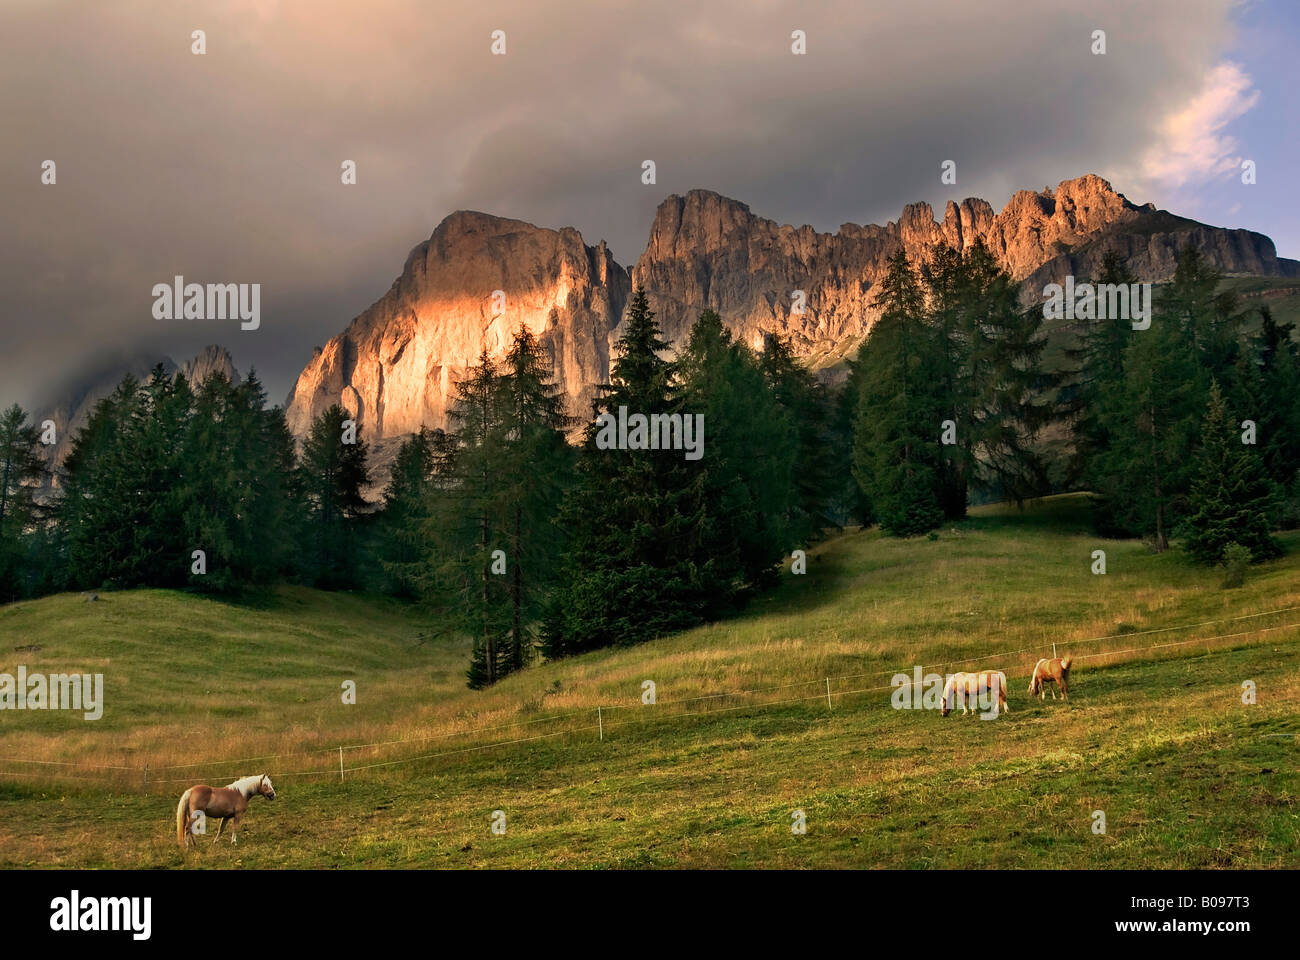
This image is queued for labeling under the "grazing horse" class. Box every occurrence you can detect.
[940,671,1009,717]
[175,774,276,847]
[1029,656,1073,701]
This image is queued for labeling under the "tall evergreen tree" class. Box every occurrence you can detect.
[921,242,974,517]
[59,378,134,588]
[493,328,576,673]
[760,333,834,543]
[181,370,299,591]
[424,351,513,688]
[0,404,48,601]
[51,367,298,594]
[828,354,873,527]
[935,241,1049,511]
[544,290,709,656]
[1074,246,1298,546]
[59,369,192,588]
[298,404,370,588]
[1092,249,1210,547]
[1248,306,1300,525]
[853,250,946,536]
[679,311,797,601]
[1181,381,1282,564]
[1069,251,1139,491]
[379,427,440,598]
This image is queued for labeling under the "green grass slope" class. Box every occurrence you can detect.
[1,494,1296,868]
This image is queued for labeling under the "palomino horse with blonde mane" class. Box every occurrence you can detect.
[1029,656,1073,701]
[940,671,1009,717]
[176,774,276,847]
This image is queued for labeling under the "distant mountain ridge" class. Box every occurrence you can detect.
[284,174,1298,441]
[33,176,1299,482]
[36,346,238,487]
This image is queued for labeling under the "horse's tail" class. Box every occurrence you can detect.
[176,788,193,847]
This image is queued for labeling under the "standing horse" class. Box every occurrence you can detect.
[940,671,1009,717]
[1029,656,1073,701]
[175,774,276,847]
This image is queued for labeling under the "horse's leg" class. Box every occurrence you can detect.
[229,812,242,844]
[214,817,226,842]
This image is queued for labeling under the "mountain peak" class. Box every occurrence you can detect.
[181,344,239,386]
[434,209,542,237]
[281,175,1298,454]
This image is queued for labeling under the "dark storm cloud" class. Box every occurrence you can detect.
[0,0,1243,411]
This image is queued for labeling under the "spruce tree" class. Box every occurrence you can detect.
[493,328,575,673]
[379,427,438,598]
[852,250,946,536]
[679,311,797,601]
[59,371,191,588]
[945,241,1049,511]
[0,404,48,601]
[1249,306,1300,525]
[1090,246,1227,546]
[181,370,298,591]
[921,242,973,517]
[424,351,512,688]
[828,354,873,527]
[1069,251,1138,492]
[298,404,370,588]
[1094,273,1204,547]
[1182,381,1281,564]
[59,379,134,588]
[760,333,834,544]
[545,289,708,656]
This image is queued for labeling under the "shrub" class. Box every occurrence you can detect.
[1220,542,1251,589]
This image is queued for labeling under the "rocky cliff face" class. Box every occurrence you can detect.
[180,344,239,388]
[285,175,1297,442]
[633,174,1297,365]
[284,211,630,439]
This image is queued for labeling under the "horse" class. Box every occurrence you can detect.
[175,774,276,847]
[1029,656,1073,701]
[940,671,1009,717]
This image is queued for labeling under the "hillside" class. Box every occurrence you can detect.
[1,495,1297,868]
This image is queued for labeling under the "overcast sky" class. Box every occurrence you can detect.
[3,0,1296,411]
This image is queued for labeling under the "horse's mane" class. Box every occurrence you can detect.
[226,774,265,795]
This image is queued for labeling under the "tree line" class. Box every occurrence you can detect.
[1,242,1297,686]
[847,241,1298,559]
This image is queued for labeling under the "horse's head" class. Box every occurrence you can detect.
[259,775,276,800]
[940,675,956,716]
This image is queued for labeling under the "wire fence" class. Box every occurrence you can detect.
[3,604,1298,791]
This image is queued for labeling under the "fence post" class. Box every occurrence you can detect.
[825,678,832,710]
[597,706,604,742]
[339,746,344,782]
[143,764,149,794]
[1053,642,1057,659]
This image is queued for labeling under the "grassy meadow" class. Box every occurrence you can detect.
[0,493,1297,868]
